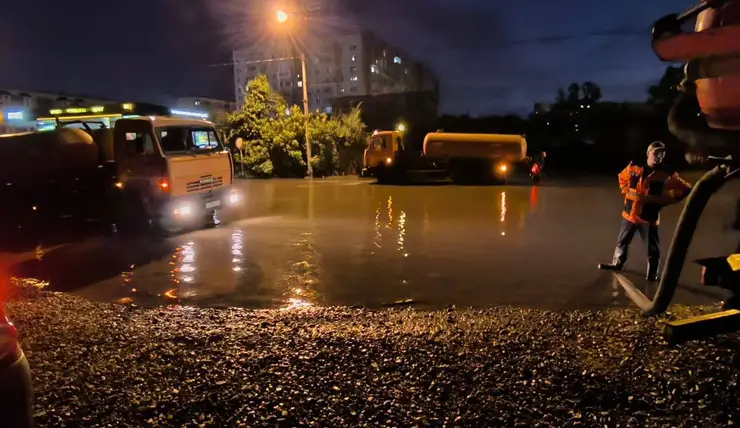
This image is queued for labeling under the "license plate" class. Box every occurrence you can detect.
[206,200,221,209]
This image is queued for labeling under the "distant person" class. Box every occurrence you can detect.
[535,151,546,169]
[598,141,692,281]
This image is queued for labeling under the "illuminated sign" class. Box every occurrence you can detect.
[49,109,63,115]
[65,107,88,114]
[170,109,209,119]
[90,106,105,113]
[6,111,23,120]
[122,103,134,111]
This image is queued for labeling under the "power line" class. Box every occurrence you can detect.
[202,28,649,68]
[502,29,645,46]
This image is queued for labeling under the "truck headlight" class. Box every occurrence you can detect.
[385,157,393,165]
[174,204,192,216]
[229,193,240,204]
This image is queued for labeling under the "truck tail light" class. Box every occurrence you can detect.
[157,179,169,191]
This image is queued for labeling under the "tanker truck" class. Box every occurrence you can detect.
[0,116,239,234]
[362,130,528,184]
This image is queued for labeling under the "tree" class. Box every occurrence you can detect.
[556,88,567,104]
[224,74,369,178]
[225,75,304,177]
[567,83,581,104]
[581,81,602,104]
[334,106,367,173]
[648,66,684,106]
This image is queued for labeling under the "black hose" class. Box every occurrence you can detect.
[645,166,729,315]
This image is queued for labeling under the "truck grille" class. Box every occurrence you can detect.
[186,175,223,192]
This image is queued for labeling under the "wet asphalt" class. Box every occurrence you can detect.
[2,173,739,310]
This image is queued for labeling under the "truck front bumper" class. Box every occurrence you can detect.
[160,187,242,230]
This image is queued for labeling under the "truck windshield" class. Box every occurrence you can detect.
[156,127,223,154]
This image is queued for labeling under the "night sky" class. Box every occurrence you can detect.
[0,0,693,115]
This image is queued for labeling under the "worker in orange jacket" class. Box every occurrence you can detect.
[598,141,693,281]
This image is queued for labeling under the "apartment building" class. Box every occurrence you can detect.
[176,97,237,119]
[232,31,438,114]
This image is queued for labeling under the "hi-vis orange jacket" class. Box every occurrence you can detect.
[618,162,692,225]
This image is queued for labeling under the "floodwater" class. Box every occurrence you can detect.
[2,174,739,310]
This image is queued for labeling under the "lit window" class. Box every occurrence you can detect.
[325,106,333,114]
[350,76,358,81]
[351,55,356,62]
[370,65,379,73]
[394,56,402,64]
[297,81,303,87]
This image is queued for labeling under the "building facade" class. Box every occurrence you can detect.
[232,31,438,114]
[176,97,237,120]
[0,89,112,134]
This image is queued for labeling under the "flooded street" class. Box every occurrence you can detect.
[3,175,739,310]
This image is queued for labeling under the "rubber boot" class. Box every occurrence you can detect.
[646,260,660,282]
[598,263,623,271]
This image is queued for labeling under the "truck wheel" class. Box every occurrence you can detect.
[120,190,162,235]
[376,164,390,184]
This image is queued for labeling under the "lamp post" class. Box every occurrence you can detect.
[277,10,313,178]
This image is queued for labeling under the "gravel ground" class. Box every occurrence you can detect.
[6,289,740,427]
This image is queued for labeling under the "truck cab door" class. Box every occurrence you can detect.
[368,134,394,168]
[115,123,165,197]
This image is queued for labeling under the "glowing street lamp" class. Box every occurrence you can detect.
[276,10,288,23]
[276,9,313,178]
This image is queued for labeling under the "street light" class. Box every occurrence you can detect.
[276,10,288,23]
[276,9,313,178]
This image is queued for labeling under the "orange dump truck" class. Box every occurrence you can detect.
[362,130,528,184]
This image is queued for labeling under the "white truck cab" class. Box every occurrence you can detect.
[113,116,239,230]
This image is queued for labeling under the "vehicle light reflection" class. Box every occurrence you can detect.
[281,297,314,310]
[231,230,244,273]
[398,210,408,257]
[373,205,382,252]
[386,196,393,229]
[500,191,508,236]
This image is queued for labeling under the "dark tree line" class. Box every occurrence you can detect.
[437,66,686,173]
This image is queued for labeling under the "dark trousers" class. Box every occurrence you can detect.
[612,218,660,269]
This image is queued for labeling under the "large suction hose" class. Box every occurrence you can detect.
[617,166,730,315]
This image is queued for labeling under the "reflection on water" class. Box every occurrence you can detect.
[373,204,382,252]
[79,180,638,310]
[398,210,407,257]
[500,191,507,236]
[180,242,196,285]
[231,229,244,273]
[386,196,393,229]
[529,186,539,214]
[278,232,320,309]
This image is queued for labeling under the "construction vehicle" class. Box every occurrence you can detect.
[614,0,740,341]
[362,130,528,184]
[0,116,239,235]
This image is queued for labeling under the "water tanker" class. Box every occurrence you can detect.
[363,130,528,184]
[0,128,107,187]
[0,117,239,234]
